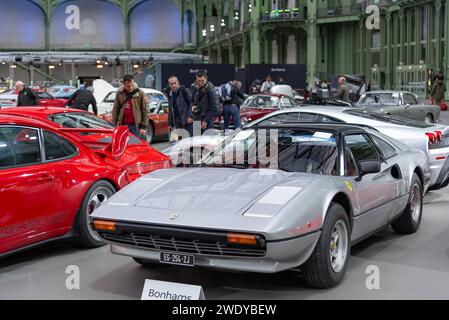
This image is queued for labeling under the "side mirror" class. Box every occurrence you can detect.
[356,160,381,181]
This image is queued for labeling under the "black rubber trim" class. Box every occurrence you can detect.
[266,230,322,243]
[99,221,266,248]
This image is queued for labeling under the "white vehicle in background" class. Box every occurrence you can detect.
[97,88,166,116]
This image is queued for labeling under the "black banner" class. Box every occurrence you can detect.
[156,64,236,90]
[245,64,307,92]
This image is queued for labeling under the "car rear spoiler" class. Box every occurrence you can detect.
[59,126,130,160]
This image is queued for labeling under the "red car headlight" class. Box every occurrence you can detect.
[126,160,172,179]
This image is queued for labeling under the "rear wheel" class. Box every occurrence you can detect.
[391,173,423,234]
[302,203,350,288]
[424,114,434,124]
[74,180,115,248]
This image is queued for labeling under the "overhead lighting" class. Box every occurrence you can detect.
[1,61,5,65]
[96,64,104,69]
[202,29,207,37]
[49,65,55,69]
[133,64,140,69]
[104,61,109,65]
[96,59,101,64]
[10,64,17,69]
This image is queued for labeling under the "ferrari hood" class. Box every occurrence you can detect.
[132,168,293,215]
[100,168,321,216]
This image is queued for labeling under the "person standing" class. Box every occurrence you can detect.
[261,75,276,93]
[431,73,447,107]
[336,77,350,102]
[220,80,245,130]
[191,70,219,133]
[67,84,98,115]
[167,76,193,136]
[15,81,39,106]
[112,74,150,137]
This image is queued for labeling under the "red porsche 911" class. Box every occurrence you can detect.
[0,109,171,256]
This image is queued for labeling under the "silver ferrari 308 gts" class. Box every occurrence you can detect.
[92,123,430,288]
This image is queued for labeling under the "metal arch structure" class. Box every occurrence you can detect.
[27,0,183,19]
[17,0,191,52]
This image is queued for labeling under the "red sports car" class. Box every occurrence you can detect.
[239,93,299,126]
[0,108,171,256]
[0,89,68,108]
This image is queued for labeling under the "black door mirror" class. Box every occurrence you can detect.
[356,160,381,181]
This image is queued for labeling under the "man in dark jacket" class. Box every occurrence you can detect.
[67,85,98,115]
[191,70,219,134]
[431,73,447,107]
[167,76,193,136]
[15,81,39,106]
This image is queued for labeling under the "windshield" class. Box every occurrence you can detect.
[147,92,166,102]
[344,109,434,128]
[359,93,399,106]
[201,128,338,175]
[49,112,114,129]
[104,92,117,103]
[248,96,280,108]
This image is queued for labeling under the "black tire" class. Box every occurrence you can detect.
[424,114,434,124]
[74,180,116,248]
[145,123,154,144]
[302,203,351,289]
[391,173,423,234]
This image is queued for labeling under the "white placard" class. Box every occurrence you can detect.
[141,279,206,300]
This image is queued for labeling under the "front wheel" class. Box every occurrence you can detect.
[74,180,116,248]
[143,123,154,144]
[302,203,351,288]
[391,173,423,234]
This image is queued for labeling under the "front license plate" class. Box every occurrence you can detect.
[160,252,195,267]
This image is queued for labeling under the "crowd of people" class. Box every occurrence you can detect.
[6,69,447,141]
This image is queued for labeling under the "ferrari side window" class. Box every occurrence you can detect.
[0,127,41,168]
[344,146,358,177]
[370,135,397,160]
[345,134,379,163]
[43,131,78,161]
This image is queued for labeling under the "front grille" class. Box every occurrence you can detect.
[100,232,266,258]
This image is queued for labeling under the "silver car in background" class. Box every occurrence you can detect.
[164,106,449,190]
[357,91,440,124]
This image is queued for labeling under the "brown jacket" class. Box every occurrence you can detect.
[112,82,149,130]
[431,79,447,103]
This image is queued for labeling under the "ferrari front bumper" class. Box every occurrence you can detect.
[109,231,321,274]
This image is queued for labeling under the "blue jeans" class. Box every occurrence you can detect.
[223,104,241,130]
[127,124,139,137]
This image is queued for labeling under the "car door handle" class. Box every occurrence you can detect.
[38,174,54,183]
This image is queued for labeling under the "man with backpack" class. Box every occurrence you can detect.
[167,76,193,137]
[112,74,149,137]
[219,80,245,130]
